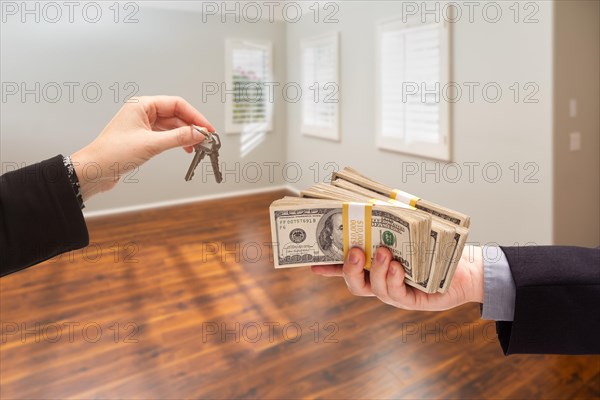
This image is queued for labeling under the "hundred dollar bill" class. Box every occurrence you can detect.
[270,167,472,293]
[270,198,431,282]
[332,167,471,228]
[437,225,469,293]
[301,182,460,289]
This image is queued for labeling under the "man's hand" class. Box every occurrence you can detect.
[71,96,214,201]
[311,245,484,311]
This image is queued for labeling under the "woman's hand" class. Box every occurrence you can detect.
[311,245,484,311]
[71,96,214,201]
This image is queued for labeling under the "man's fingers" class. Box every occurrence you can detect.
[342,248,373,296]
[142,96,216,132]
[386,260,423,310]
[386,260,409,302]
[311,265,343,277]
[370,247,392,299]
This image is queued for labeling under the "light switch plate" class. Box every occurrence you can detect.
[569,99,577,118]
[570,132,581,151]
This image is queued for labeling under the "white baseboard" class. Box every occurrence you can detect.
[285,185,301,195]
[83,185,298,219]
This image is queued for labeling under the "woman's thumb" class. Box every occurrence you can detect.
[155,125,205,152]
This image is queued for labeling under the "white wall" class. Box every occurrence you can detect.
[1,1,557,246]
[285,1,554,245]
[0,5,288,213]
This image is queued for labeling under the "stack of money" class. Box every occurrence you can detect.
[269,168,470,293]
[332,167,471,227]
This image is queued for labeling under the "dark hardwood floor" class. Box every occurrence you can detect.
[1,189,598,399]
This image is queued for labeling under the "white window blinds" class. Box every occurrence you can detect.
[225,39,273,134]
[376,19,450,160]
[301,32,340,140]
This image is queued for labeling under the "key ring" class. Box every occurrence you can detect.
[191,125,212,139]
[192,125,221,150]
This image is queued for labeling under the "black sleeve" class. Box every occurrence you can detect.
[496,245,600,355]
[0,155,89,276]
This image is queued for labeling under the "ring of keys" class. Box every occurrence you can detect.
[184,125,223,183]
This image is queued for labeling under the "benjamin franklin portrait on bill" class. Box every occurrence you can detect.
[317,209,344,260]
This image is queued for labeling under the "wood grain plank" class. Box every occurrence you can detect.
[1,189,598,399]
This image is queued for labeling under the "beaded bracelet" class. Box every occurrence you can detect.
[62,155,85,210]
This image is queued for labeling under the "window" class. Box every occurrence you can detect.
[301,32,340,141]
[225,39,273,134]
[376,18,451,160]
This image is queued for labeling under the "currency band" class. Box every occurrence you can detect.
[368,198,389,206]
[390,189,420,207]
[370,198,415,210]
[342,202,373,270]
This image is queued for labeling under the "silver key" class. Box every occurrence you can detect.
[184,143,207,181]
[184,126,222,183]
[184,126,210,181]
[208,139,222,183]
